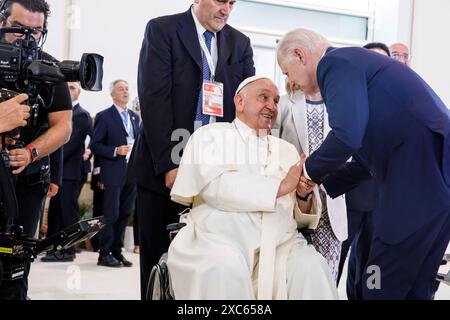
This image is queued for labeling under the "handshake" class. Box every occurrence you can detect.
[277,156,316,199]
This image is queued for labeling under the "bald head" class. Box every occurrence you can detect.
[234,78,279,133]
[390,42,411,67]
[277,28,331,63]
[277,28,331,95]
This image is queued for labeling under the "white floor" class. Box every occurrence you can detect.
[28,246,450,300]
[29,251,141,300]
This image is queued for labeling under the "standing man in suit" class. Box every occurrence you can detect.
[133,0,255,297]
[277,28,450,299]
[42,82,92,262]
[336,43,388,286]
[91,80,140,268]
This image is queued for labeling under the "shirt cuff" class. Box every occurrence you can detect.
[303,163,311,180]
[113,147,117,158]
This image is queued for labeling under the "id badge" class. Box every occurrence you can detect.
[202,81,224,117]
[126,137,135,163]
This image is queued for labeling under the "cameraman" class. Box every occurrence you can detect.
[0,0,72,300]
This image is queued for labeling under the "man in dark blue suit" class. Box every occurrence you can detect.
[278,28,450,299]
[132,0,255,297]
[42,82,92,261]
[91,80,140,268]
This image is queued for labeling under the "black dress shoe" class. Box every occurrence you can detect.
[113,254,133,267]
[41,252,75,262]
[97,255,122,268]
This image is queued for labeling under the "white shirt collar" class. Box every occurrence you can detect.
[191,6,216,39]
[72,100,79,108]
[320,47,332,63]
[114,104,128,115]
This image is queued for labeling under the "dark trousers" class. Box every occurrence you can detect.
[347,210,450,300]
[98,181,136,257]
[133,201,139,246]
[47,180,84,255]
[337,209,369,285]
[137,186,180,300]
[0,178,48,300]
[90,185,104,251]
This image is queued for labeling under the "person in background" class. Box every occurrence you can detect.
[389,42,411,67]
[42,82,92,262]
[91,80,140,268]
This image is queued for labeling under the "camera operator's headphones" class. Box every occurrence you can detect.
[0,0,48,45]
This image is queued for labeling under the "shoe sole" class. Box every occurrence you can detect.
[97,263,122,268]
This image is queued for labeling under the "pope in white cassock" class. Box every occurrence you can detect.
[167,76,338,300]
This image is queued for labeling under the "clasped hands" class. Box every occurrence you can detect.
[277,155,316,198]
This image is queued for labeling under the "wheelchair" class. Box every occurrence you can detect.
[437,253,450,287]
[145,224,315,300]
[146,223,185,300]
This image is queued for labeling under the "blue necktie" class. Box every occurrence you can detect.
[120,110,128,128]
[195,31,214,128]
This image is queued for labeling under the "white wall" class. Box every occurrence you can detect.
[411,0,450,107]
[41,0,448,114]
[371,0,413,46]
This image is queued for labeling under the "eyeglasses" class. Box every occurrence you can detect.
[391,52,410,61]
[5,19,45,41]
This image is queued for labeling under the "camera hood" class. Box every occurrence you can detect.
[58,53,104,91]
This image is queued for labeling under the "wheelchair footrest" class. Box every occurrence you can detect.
[437,271,450,286]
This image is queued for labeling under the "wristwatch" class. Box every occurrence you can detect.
[25,145,39,163]
[296,191,313,202]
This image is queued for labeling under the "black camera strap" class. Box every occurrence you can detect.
[0,146,18,221]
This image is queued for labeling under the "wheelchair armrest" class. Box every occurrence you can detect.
[167,223,186,232]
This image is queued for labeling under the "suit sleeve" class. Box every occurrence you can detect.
[306,56,369,184]
[50,147,63,186]
[242,36,256,78]
[137,20,176,177]
[63,113,91,161]
[322,158,373,198]
[90,113,116,160]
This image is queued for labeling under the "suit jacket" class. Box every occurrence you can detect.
[63,103,92,182]
[133,7,255,196]
[91,106,141,187]
[305,47,450,244]
[50,147,63,187]
[275,92,347,241]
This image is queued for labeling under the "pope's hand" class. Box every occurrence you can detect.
[277,160,303,198]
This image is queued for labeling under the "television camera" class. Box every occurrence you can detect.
[0,24,103,139]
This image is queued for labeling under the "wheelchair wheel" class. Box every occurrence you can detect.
[146,253,174,300]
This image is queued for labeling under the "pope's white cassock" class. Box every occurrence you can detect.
[167,118,338,300]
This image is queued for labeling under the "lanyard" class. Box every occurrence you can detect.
[199,33,215,81]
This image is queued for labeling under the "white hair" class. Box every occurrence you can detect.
[277,28,331,61]
[109,79,128,93]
